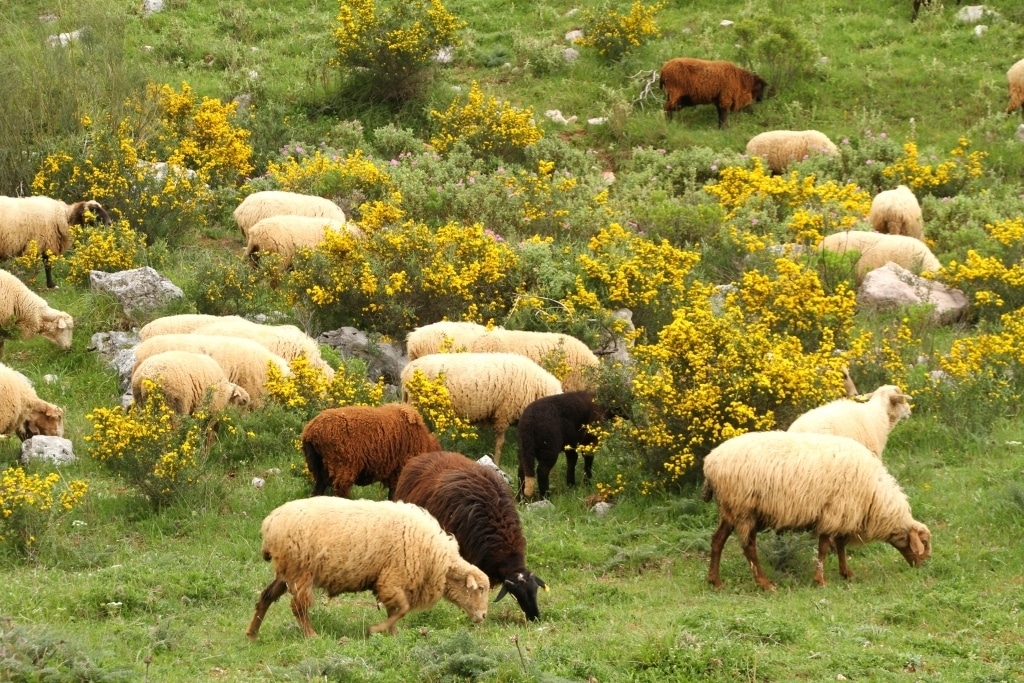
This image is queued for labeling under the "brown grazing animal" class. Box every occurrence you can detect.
[300,403,441,499]
[395,450,547,621]
[659,58,767,128]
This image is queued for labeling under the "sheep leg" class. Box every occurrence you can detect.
[834,535,855,580]
[715,104,729,129]
[565,449,579,488]
[246,576,289,639]
[583,454,594,484]
[43,253,56,289]
[288,576,318,637]
[706,519,734,588]
[492,422,508,466]
[737,524,775,591]
[537,460,553,499]
[370,586,410,636]
[813,534,831,587]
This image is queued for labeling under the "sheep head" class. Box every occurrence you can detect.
[228,384,251,408]
[40,308,74,350]
[890,521,932,567]
[870,385,912,428]
[67,200,112,226]
[17,399,64,440]
[495,570,547,621]
[443,562,490,624]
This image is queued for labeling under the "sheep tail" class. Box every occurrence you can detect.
[701,480,714,503]
[301,439,331,496]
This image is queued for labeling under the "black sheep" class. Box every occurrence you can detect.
[517,391,606,499]
[394,450,547,621]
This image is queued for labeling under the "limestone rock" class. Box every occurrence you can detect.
[857,262,968,325]
[21,436,76,466]
[318,326,407,385]
[89,267,185,321]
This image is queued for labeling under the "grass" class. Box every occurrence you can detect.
[2,0,1024,680]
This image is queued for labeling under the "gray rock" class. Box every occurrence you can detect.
[563,48,579,63]
[476,455,511,484]
[857,262,968,325]
[596,308,635,364]
[719,19,735,27]
[120,390,135,410]
[957,5,998,23]
[591,501,613,515]
[710,284,738,316]
[318,326,407,385]
[46,29,82,48]
[565,29,584,43]
[89,267,184,321]
[232,93,253,118]
[20,436,76,466]
[88,331,141,391]
[433,47,454,64]
[142,0,164,15]
[587,117,607,125]
[973,24,988,36]
[526,499,554,511]
[1016,124,1024,143]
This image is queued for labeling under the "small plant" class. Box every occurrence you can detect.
[430,82,543,161]
[0,466,88,554]
[577,1,666,61]
[401,368,477,444]
[733,13,818,96]
[882,137,986,197]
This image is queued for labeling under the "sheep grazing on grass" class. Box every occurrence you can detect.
[192,318,334,380]
[820,230,941,279]
[788,384,911,459]
[246,496,489,638]
[131,350,251,415]
[1007,58,1024,118]
[245,215,359,270]
[400,352,562,465]
[0,196,110,288]
[745,130,839,174]
[406,320,490,361]
[233,191,346,239]
[0,362,64,440]
[300,403,441,499]
[702,431,932,591]
[659,57,767,128]
[469,329,599,393]
[395,450,547,621]
[138,314,243,341]
[0,269,73,351]
[869,186,924,241]
[517,391,607,499]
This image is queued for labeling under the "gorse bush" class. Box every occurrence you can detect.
[401,368,477,444]
[264,356,386,423]
[333,0,465,103]
[258,147,394,218]
[939,217,1024,321]
[881,137,986,197]
[0,467,88,554]
[577,1,666,61]
[64,219,148,285]
[430,82,543,162]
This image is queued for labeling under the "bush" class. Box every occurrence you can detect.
[430,82,543,162]
[733,13,818,96]
[577,1,666,62]
[0,467,88,555]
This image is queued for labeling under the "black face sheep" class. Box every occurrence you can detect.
[702,431,932,591]
[788,384,911,459]
[246,497,489,638]
[659,57,767,129]
[1007,58,1024,119]
[395,450,548,622]
[517,390,607,499]
[300,403,441,499]
[0,196,111,288]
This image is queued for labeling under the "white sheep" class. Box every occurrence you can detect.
[245,215,360,270]
[400,352,562,464]
[0,362,64,440]
[1007,58,1024,118]
[0,269,73,351]
[138,314,244,341]
[788,384,911,459]
[131,350,251,415]
[868,185,924,240]
[192,318,335,380]
[132,333,291,403]
[469,329,600,392]
[820,230,941,278]
[245,496,489,638]
[745,130,839,174]
[0,196,111,288]
[406,320,491,360]
[702,430,932,591]
[233,191,346,239]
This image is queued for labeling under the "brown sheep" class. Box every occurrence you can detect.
[300,403,441,499]
[659,58,767,128]
[395,451,547,622]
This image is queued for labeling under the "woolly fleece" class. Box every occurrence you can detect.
[139,314,243,340]
[820,230,940,278]
[0,269,73,350]
[131,350,251,415]
[745,130,839,174]
[245,215,356,270]
[869,186,924,240]
[233,191,346,238]
[659,58,767,128]
[0,362,64,440]
[788,384,911,459]
[406,321,491,360]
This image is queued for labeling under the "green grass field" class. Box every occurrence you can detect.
[2,0,1024,680]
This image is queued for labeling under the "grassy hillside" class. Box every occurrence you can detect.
[2,0,1024,681]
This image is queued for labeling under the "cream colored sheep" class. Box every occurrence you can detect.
[233,191,346,239]
[0,269,73,350]
[138,314,244,341]
[0,362,64,440]
[788,384,911,459]
[1007,58,1024,118]
[132,334,291,403]
[868,186,924,240]
[192,318,334,380]
[702,431,931,591]
[745,130,839,174]
[820,230,941,278]
[246,496,489,638]
[469,329,600,393]
[406,321,491,361]
[0,196,110,288]
[245,215,359,270]
[400,352,562,465]
[131,350,251,415]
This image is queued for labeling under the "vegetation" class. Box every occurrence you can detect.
[2,0,1024,680]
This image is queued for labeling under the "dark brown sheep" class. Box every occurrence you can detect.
[394,450,547,622]
[517,391,607,500]
[301,403,441,499]
[659,57,767,129]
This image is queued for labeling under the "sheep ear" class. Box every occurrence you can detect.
[535,576,548,591]
[909,528,925,557]
[57,318,67,329]
[466,574,479,590]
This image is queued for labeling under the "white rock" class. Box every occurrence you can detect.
[720,19,735,27]
[974,24,988,36]
[251,477,265,489]
[526,499,554,511]
[476,455,511,484]
[1017,124,1024,143]
[142,0,165,15]
[47,29,82,48]
[247,69,260,80]
[602,171,616,185]
[20,436,76,466]
[141,45,153,52]
[564,8,578,17]
[44,374,58,384]
[587,117,607,125]
[545,109,577,125]
[433,47,454,64]
[266,467,282,476]
[563,48,579,63]
[957,5,998,23]
[857,262,969,325]
[591,501,613,515]
[565,29,584,43]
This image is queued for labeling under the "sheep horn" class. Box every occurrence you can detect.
[494,579,514,602]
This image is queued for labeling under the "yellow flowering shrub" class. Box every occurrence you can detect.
[882,137,985,197]
[938,218,1024,320]
[259,149,394,213]
[578,1,666,60]
[0,467,88,552]
[8,241,53,290]
[85,381,216,508]
[64,219,148,284]
[431,82,543,160]
[264,355,385,421]
[334,0,465,102]
[402,368,477,444]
